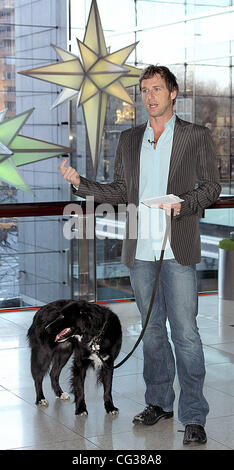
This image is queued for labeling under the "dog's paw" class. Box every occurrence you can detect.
[108,409,119,415]
[75,407,88,416]
[57,392,70,401]
[105,404,119,415]
[108,409,119,416]
[37,399,49,407]
[105,400,119,415]
[79,410,88,416]
[75,410,88,417]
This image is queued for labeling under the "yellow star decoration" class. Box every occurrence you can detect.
[18,0,141,173]
[0,108,71,191]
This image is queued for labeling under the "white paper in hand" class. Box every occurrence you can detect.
[142,194,184,208]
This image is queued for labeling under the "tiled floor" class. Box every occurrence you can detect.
[0,295,234,450]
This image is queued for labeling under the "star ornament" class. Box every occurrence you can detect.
[0,108,71,191]
[18,0,141,174]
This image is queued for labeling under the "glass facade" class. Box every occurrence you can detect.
[0,215,70,307]
[0,0,233,306]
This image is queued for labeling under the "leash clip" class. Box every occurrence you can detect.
[91,341,100,352]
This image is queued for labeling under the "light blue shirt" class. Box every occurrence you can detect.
[136,114,176,261]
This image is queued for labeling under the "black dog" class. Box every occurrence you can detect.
[27,299,122,415]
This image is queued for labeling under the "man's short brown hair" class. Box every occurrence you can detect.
[139,65,179,105]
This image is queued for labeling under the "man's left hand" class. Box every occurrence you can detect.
[158,202,181,217]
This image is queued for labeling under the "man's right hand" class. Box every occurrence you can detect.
[58,159,81,187]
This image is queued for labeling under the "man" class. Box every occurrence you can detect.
[59,65,221,445]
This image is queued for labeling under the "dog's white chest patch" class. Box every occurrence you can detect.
[89,353,109,369]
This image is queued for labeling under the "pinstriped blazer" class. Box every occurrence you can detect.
[74,116,221,267]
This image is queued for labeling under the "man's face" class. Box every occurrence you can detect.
[141,74,177,120]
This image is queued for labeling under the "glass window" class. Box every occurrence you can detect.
[96,227,134,301]
[194,65,230,96]
[186,0,231,15]
[137,0,185,27]
[137,24,186,65]
[0,0,233,304]
[0,215,71,307]
[195,96,231,127]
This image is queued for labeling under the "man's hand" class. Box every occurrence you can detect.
[158,202,181,217]
[58,159,80,187]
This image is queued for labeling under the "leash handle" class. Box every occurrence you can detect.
[104,212,172,370]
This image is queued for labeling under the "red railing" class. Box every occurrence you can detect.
[0,196,233,217]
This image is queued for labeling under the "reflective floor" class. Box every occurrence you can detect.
[0,295,234,450]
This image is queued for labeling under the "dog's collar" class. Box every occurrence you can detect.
[83,320,108,351]
[91,320,108,344]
